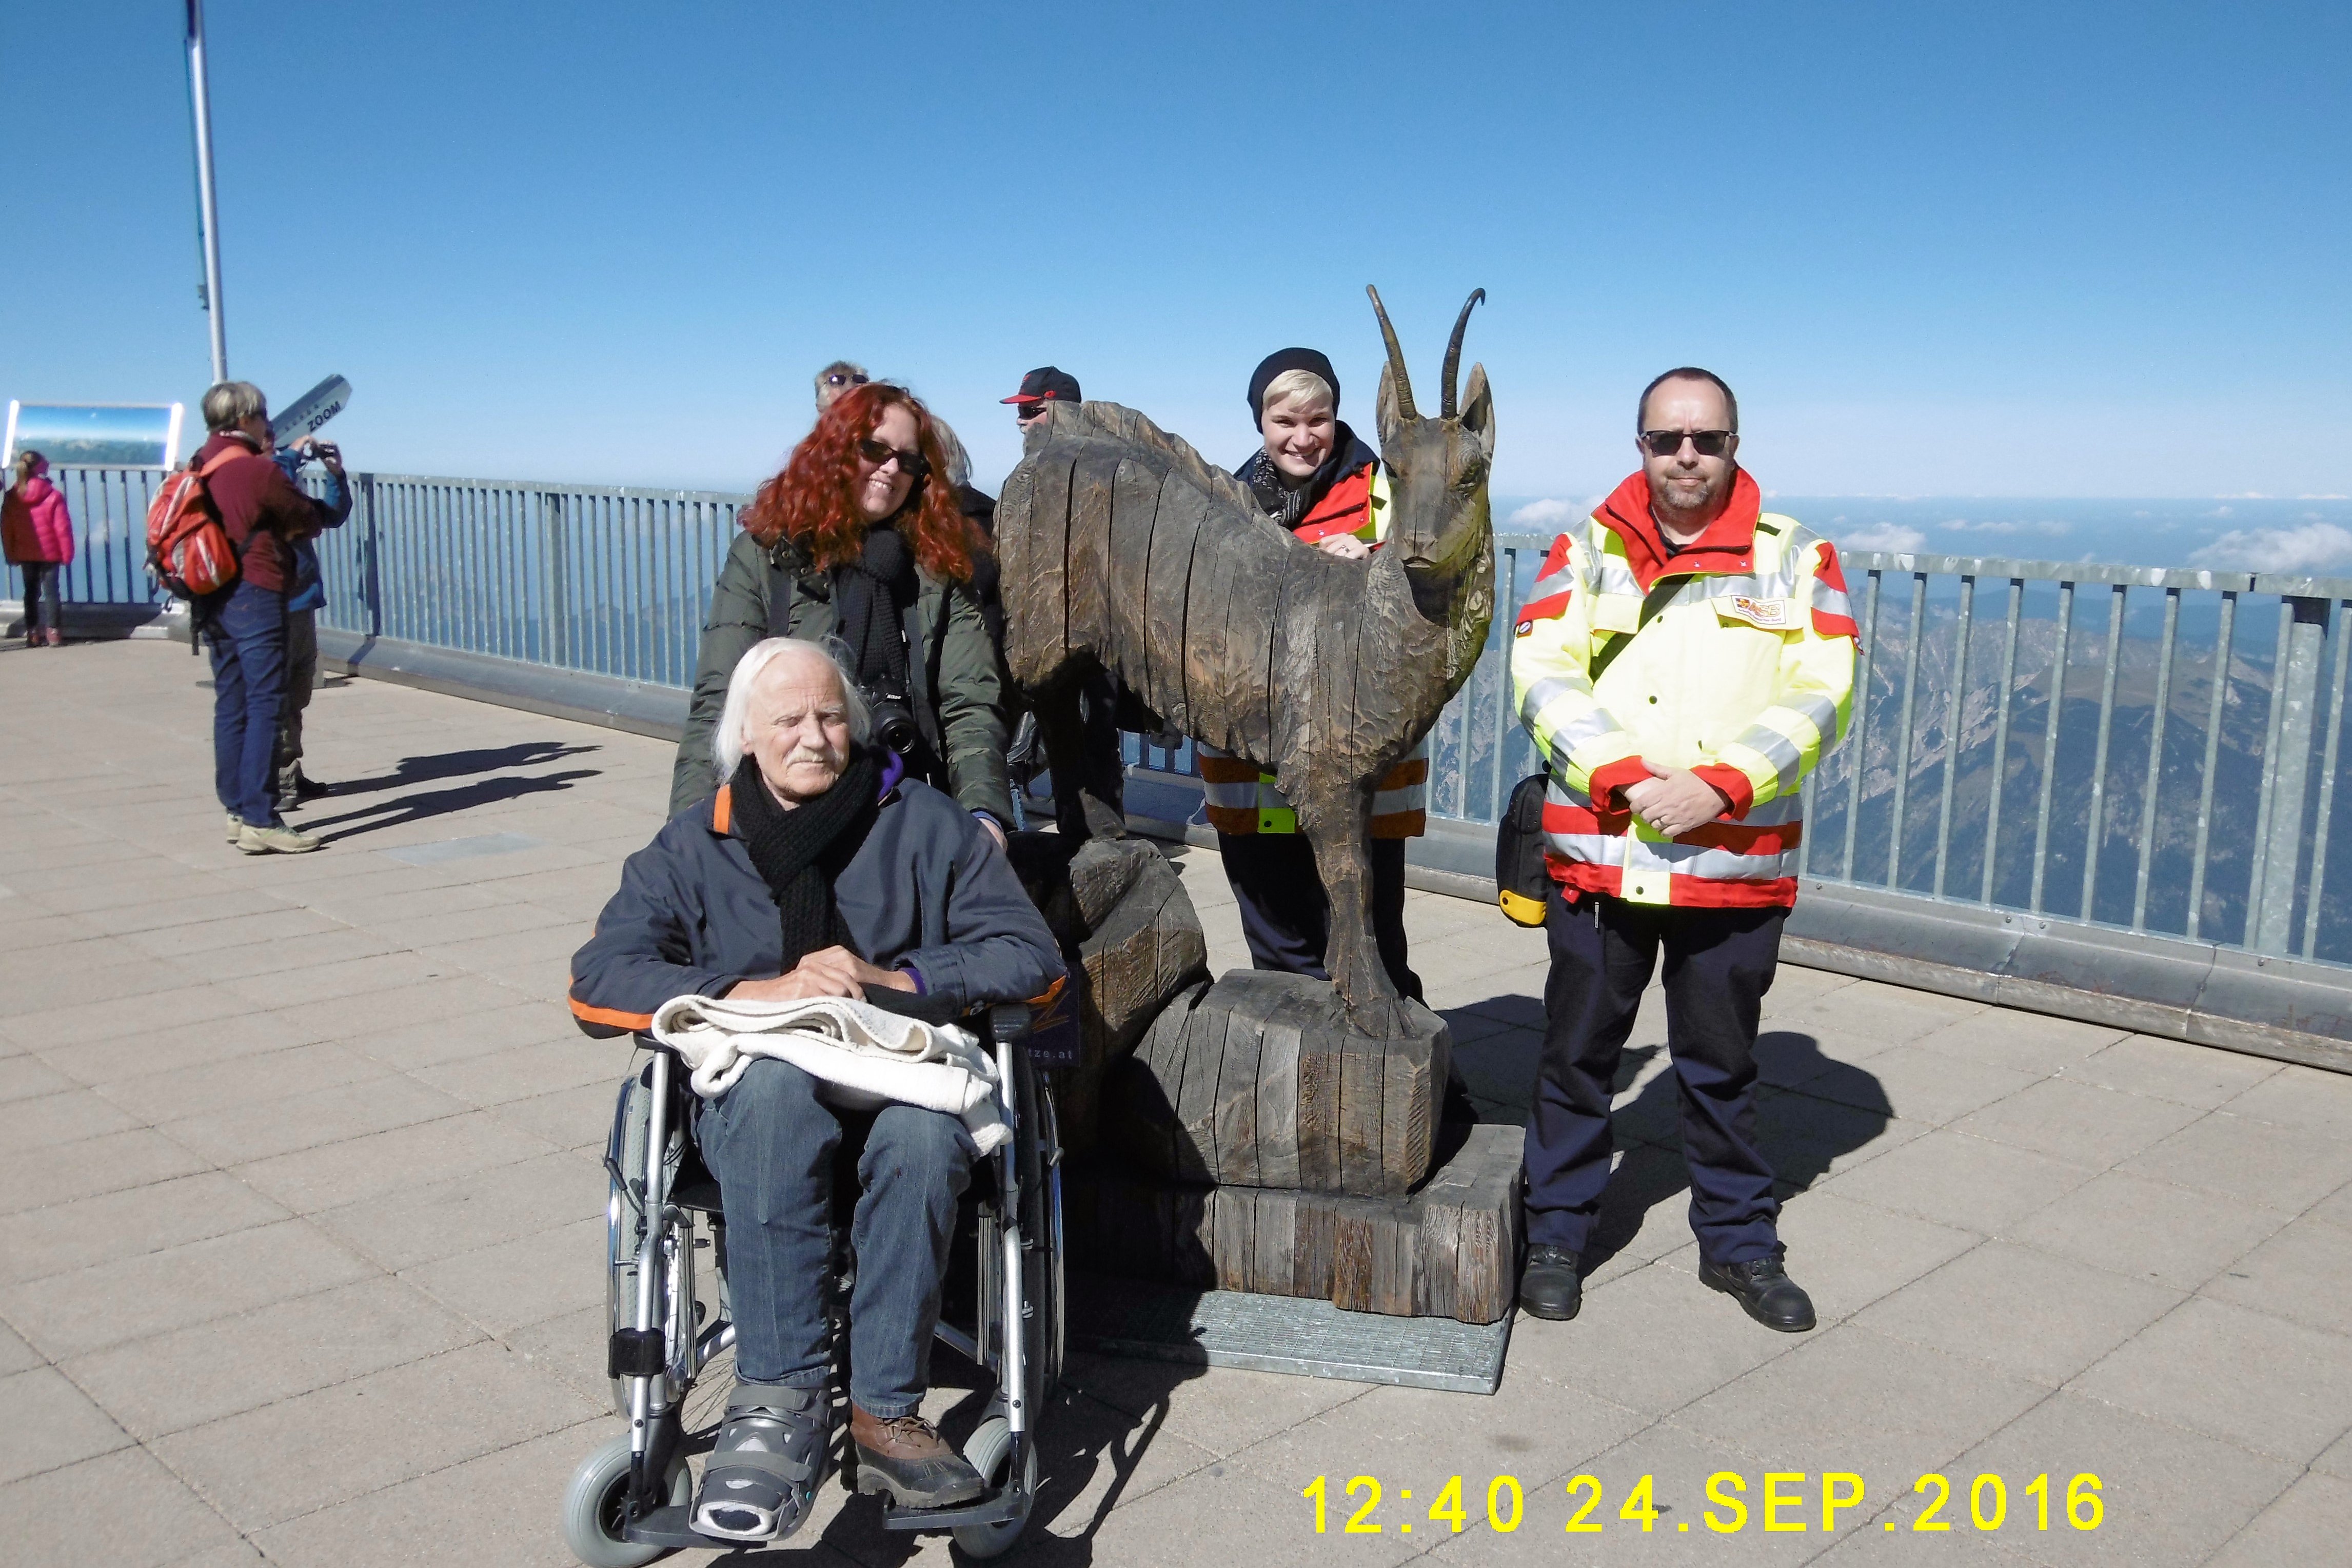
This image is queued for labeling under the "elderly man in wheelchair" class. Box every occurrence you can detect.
[568,637,1064,1549]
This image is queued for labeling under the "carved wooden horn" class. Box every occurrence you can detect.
[1366,285,1417,421]
[1441,289,1487,419]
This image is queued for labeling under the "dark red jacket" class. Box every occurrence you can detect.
[194,431,331,592]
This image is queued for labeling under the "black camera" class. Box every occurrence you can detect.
[864,682,920,756]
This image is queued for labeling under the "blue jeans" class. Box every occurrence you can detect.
[696,1059,974,1417]
[1524,889,1785,1265]
[207,580,287,827]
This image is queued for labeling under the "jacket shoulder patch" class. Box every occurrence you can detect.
[1720,595,1793,630]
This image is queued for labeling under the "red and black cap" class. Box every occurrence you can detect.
[1002,366,1082,406]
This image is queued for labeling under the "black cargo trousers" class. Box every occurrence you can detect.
[1523,885,1786,1266]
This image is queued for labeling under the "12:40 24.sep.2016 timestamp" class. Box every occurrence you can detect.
[1303,1472,2105,1536]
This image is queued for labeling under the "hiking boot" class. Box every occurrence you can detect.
[690,1382,828,1544]
[236,822,322,855]
[1699,1247,1817,1333]
[1518,1244,1584,1321]
[226,812,244,844]
[289,771,333,801]
[849,1405,984,1509]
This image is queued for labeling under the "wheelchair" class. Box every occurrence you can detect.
[561,1005,1064,1564]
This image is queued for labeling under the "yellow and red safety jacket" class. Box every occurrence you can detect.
[1199,462,1430,838]
[1510,469,1857,908]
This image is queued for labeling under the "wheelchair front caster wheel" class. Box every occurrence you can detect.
[561,1431,690,1568]
[952,1416,1039,1559]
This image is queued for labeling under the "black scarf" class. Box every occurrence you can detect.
[832,524,918,696]
[728,748,882,970]
[1239,422,1380,531]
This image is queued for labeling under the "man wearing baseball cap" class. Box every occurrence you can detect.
[998,364,1126,832]
[1003,367,1082,432]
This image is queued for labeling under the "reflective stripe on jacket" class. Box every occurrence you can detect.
[1197,739,1429,838]
[1510,469,1857,908]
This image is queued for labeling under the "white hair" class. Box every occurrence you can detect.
[928,413,973,489]
[711,637,872,778]
[1259,369,1335,416]
[201,380,268,432]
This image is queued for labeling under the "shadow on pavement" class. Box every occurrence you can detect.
[1436,1004,1888,1278]
[300,768,603,843]
[326,740,601,796]
[1584,1029,1886,1274]
[713,1347,1205,1566]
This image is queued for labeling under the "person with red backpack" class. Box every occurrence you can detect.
[185,381,347,855]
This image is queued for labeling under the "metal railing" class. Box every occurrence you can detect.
[20,469,2350,966]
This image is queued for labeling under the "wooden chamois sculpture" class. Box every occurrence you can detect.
[997,286,1496,1038]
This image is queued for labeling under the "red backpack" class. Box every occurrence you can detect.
[146,448,246,599]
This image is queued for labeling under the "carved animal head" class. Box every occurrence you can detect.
[1369,286,1495,583]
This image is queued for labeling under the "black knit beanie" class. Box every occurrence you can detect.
[1247,348,1341,424]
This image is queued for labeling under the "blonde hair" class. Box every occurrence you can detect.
[8,450,40,492]
[712,637,871,780]
[1258,369,1335,418]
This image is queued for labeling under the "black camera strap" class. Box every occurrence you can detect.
[1590,573,1692,683]
[764,553,796,639]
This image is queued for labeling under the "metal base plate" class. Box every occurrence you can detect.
[1067,1271,1512,1395]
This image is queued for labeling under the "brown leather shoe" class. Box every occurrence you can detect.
[848,1404,984,1509]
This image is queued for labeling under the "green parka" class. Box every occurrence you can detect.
[669,528,1017,823]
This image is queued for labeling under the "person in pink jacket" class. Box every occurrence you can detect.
[3,451,76,646]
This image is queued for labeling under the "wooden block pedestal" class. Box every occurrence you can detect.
[1105,970,1452,1197]
[1065,1122,1523,1324]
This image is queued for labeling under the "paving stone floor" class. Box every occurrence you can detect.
[3,639,2350,1566]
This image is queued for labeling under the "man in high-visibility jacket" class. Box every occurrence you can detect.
[1510,367,1857,1331]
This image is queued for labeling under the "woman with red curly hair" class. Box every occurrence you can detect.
[673,384,1015,837]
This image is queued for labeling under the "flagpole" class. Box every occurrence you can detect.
[186,0,228,385]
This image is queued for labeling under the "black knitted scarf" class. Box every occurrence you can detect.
[831,525,917,697]
[727,748,881,970]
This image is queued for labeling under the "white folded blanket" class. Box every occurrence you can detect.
[649,994,1009,1154]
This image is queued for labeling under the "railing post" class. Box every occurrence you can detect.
[2251,596,2329,952]
[359,473,384,637]
[542,491,571,667]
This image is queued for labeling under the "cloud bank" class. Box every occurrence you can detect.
[2190,523,2352,574]
[1837,522,1929,552]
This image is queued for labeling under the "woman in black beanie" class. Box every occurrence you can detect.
[1196,348,1426,999]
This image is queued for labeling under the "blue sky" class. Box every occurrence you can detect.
[6,3,2347,551]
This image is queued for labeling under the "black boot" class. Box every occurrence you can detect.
[1699,1248,1817,1332]
[1518,1244,1583,1321]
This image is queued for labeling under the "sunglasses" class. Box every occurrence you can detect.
[824,371,869,389]
[1641,429,1734,459]
[858,436,931,479]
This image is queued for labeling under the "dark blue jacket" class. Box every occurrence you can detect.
[270,449,352,613]
[569,762,1063,1037]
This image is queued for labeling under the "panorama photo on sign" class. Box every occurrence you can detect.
[2,400,184,468]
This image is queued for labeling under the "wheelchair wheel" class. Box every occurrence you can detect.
[560,1431,690,1568]
[952,1416,1039,1559]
